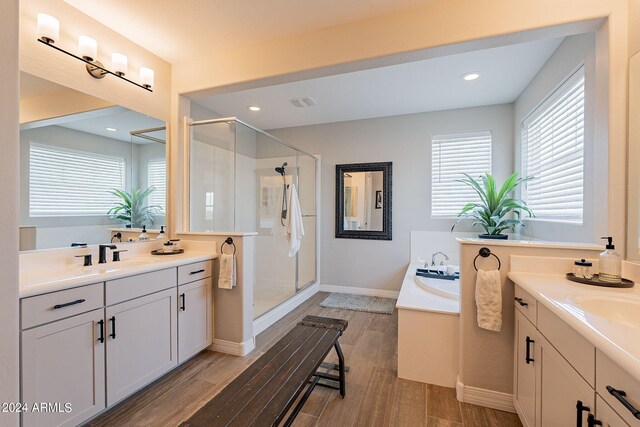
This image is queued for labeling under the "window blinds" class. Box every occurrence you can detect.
[147,158,166,214]
[29,143,126,217]
[431,131,492,217]
[522,67,585,221]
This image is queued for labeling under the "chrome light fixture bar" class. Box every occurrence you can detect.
[36,14,153,92]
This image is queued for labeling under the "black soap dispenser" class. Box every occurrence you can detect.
[599,236,622,283]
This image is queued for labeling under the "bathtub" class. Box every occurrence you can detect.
[396,263,460,388]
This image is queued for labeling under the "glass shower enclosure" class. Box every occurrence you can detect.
[188,118,318,319]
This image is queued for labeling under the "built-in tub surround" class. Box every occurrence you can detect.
[456,239,603,413]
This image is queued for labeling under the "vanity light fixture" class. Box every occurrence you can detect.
[462,72,480,81]
[36,13,154,92]
[248,105,261,112]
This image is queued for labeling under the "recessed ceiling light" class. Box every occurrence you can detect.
[248,105,261,112]
[106,127,117,131]
[462,72,480,81]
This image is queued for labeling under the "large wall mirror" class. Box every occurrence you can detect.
[335,162,392,240]
[628,53,640,261]
[19,73,167,251]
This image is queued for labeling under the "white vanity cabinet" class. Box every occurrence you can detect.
[20,283,106,427]
[513,284,638,427]
[178,278,212,363]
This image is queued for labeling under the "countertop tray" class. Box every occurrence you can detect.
[566,273,634,288]
[151,249,184,256]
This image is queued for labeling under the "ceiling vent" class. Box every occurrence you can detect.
[290,97,317,108]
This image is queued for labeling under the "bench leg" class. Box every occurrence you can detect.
[284,376,320,427]
[335,342,346,398]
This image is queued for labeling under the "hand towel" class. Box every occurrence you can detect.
[285,184,305,257]
[218,253,236,289]
[475,269,502,332]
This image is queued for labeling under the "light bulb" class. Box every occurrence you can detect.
[37,13,59,44]
[78,36,97,61]
[140,67,154,89]
[111,53,128,76]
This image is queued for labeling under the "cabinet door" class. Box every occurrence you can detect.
[178,278,212,363]
[595,396,630,427]
[22,309,105,427]
[105,288,177,406]
[514,309,537,427]
[537,334,595,427]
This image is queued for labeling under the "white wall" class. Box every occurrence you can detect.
[268,104,514,292]
[0,0,19,423]
[514,33,604,244]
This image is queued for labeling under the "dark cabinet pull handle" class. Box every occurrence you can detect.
[607,385,640,419]
[576,400,590,427]
[514,297,528,307]
[97,319,105,343]
[109,316,116,339]
[180,293,186,311]
[525,336,534,364]
[587,414,602,426]
[190,269,205,275]
[53,299,86,310]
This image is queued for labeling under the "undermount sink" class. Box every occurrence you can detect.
[569,294,640,329]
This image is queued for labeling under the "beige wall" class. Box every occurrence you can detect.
[20,0,171,122]
[0,0,20,424]
[20,86,114,125]
[630,0,640,57]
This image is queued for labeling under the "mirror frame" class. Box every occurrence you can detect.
[335,162,392,240]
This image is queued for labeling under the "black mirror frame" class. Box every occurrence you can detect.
[335,162,392,240]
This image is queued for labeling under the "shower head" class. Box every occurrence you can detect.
[275,162,288,176]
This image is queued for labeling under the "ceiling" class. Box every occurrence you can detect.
[64,0,432,64]
[192,37,564,130]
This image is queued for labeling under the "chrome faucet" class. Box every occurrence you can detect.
[431,251,450,266]
[98,244,117,264]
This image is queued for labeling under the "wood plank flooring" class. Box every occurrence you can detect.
[85,292,522,427]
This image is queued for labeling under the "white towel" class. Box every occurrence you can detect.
[285,184,304,257]
[218,253,236,289]
[475,269,502,332]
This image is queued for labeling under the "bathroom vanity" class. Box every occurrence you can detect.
[19,251,215,427]
[510,267,640,426]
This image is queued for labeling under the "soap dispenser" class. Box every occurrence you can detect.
[599,236,622,283]
[138,225,149,241]
[157,226,166,244]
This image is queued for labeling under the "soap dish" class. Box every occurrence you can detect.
[151,249,184,256]
[566,273,634,288]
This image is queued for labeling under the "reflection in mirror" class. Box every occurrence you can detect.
[628,52,640,260]
[336,162,392,240]
[19,73,166,251]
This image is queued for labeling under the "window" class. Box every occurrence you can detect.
[522,66,585,222]
[29,143,126,217]
[431,131,492,217]
[147,158,166,214]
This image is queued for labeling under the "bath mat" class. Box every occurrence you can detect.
[320,293,396,315]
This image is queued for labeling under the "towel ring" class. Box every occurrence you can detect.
[473,247,501,271]
[221,237,237,255]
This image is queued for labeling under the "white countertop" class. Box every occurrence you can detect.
[458,237,603,251]
[508,271,640,383]
[396,263,460,315]
[20,251,217,298]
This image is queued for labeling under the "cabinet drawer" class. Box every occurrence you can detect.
[178,260,212,285]
[538,304,595,387]
[21,283,104,330]
[597,350,640,426]
[106,268,177,306]
[514,286,537,325]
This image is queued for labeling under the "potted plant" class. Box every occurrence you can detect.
[451,173,533,239]
[108,186,161,229]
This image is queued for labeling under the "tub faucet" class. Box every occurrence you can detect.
[98,244,117,264]
[431,251,449,266]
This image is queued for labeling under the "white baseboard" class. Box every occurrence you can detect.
[253,283,319,336]
[319,284,399,299]
[456,376,516,413]
[210,337,255,357]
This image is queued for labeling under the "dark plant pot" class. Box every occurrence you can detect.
[479,233,509,240]
[125,224,132,229]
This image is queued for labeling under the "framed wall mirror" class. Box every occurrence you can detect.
[628,52,640,261]
[335,162,392,240]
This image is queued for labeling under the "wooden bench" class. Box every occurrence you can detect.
[181,315,348,427]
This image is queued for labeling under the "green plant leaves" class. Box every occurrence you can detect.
[107,186,160,227]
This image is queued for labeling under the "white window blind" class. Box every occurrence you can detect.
[147,158,166,214]
[29,143,126,217]
[431,131,492,217]
[522,66,585,222]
